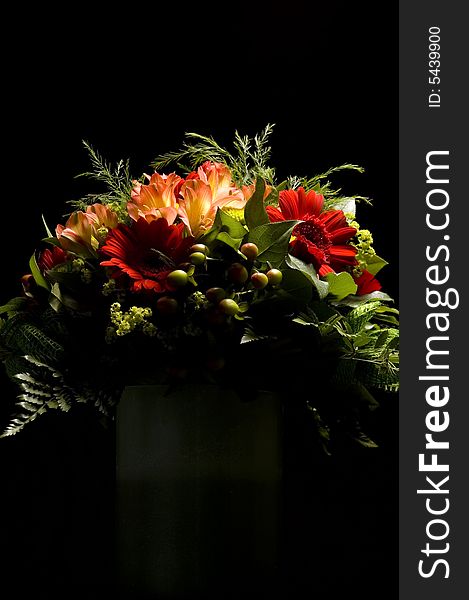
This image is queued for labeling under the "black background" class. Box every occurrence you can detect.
[1,2,398,598]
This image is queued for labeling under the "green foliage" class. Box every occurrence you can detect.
[325,271,358,301]
[1,355,119,437]
[288,163,370,210]
[68,141,133,213]
[244,179,269,230]
[199,208,248,253]
[0,297,29,317]
[328,301,400,392]
[333,290,395,308]
[152,124,277,187]
[363,254,388,276]
[0,125,399,449]
[306,402,332,456]
[276,269,314,306]
[284,255,329,300]
[29,253,50,291]
[247,220,298,266]
[0,314,65,365]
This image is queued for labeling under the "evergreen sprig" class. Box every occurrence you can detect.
[288,164,370,210]
[152,124,277,186]
[68,141,133,212]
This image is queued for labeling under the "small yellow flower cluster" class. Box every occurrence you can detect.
[107,302,157,339]
[346,215,376,277]
[102,279,126,303]
[55,258,93,283]
[186,291,209,311]
[71,258,85,272]
[102,279,117,296]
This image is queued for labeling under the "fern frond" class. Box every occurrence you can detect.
[1,352,121,437]
[0,316,65,365]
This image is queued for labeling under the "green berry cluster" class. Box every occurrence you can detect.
[203,243,283,318]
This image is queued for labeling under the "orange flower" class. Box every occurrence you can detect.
[241,181,274,204]
[191,162,246,210]
[178,162,250,237]
[128,172,182,224]
[178,179,219,238]
[56,204,118,257]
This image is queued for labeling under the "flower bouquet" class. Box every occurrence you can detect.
[0,126,399,449]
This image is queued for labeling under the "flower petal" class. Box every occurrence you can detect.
[355,270,382,295]
[329,226,357,244]
[266,205,285,222]
[278,189,302,219]
[320,210,348,231]
[299,188,324,217]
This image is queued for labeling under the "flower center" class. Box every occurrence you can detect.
[294,217,332,250]
[139,249,174,278]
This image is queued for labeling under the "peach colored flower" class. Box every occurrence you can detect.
[56,204,118,257]
[87,203,119,230]
[242,181,274,204]
[128,172,182,225]
[178,178,244,238]
[194,161,246,210]
[178,179,216,238]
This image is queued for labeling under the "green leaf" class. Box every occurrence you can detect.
[42,236,62,247]
[50,282,85,311]
[244,178,269,230]
[29,253,50,291]
[364,254,388,276]
[216,209,247,238]
[46,261,87,293]
[241,329,271,344]
[373,313,400,326]
[347,300,382,333]
[0,297,29,315]
[333,291,394,308]
[351,430,379,449]
[247,220,298,266]
[292,316,317,327]
[279,269,313,305]
[276,180,288,192]
[216,231,243,252]
[325,271,358,301]
[200,208,247,250]
[42,214,53,238]
[284,254,329,300]
[354,332,372,347]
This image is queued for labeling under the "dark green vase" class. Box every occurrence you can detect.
[115,384,283,599]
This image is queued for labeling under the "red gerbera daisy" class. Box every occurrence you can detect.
[38,246,68,273]
[354,269,382,296]
[266,187,358,276]
[100,217,194,293]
